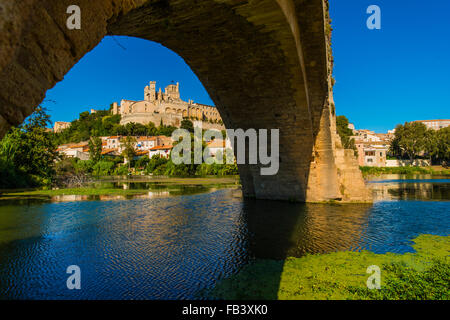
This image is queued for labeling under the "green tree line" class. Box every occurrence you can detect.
[54,108,178,145]
[390,122,449,164]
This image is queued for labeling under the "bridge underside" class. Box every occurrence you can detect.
[0,0,371,202]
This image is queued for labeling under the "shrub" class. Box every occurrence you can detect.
[92,161,115,176]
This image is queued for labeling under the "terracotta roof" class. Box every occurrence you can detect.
[101,148,118,155]
[63,142,88,149]
[135,150,149,156]
[157,135,173,141]
[207,139,226,148]
[150,145,173,150]
[137,136,157,141]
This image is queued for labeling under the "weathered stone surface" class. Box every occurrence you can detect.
[0,0,372,202]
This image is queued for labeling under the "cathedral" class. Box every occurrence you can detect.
[111,81,223,129]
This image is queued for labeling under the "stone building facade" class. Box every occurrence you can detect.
[111,81,224,130]
[53,121,71,133]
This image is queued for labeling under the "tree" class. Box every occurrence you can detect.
[336,115,357,154]
[120,136,137,169]
[157,124,177,137]
[125,122,148,136]
[146,121,157,136]
[146,154,168,174]
[135,155,150,169]
[180,119,194,133]
[435,127,450,165]
[88,136,103,163]
[54,108,120,144]
[390,122,428,161]
[0,106,57,187]
[92,160,115,176]
[423,129,439,164]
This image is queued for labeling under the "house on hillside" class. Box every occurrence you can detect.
[149,145,173,159]
[57,141,90,160]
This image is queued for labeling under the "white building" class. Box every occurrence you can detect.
[56,142,90,160]
[205,138,233,159]
[360,146,387,167]
[149,145,173,159]
[136,136,158,151]
[414,119,450,130]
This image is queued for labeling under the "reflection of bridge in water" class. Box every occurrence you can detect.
[243,198,373,259]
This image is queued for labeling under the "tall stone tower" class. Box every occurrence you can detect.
[144,81,156,102]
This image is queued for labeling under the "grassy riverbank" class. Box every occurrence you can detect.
[207,234,449,300]
[0,176,240,199]
[360,166,450,177]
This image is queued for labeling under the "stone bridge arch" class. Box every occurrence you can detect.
[0,0,371,202]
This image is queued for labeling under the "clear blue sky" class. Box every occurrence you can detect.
[43,0,449,133]
[43,37,215,123]
[330,0,450,132]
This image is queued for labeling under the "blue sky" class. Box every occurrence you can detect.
[330,0,450,132]
[43,0,449,133]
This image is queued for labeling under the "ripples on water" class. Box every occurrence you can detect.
[0,178,448,299]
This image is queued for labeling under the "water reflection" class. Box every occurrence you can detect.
[0,177,449,299]
[244,200,372,259]
[0,190,248,299]
[368,177,450,201]
[50,190,204,202]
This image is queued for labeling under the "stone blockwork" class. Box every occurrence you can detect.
[306,0,372,202]
[0,0,371,202]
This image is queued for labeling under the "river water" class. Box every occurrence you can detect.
[0,175,448,299]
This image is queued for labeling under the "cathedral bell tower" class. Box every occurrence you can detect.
[144,81,156,102]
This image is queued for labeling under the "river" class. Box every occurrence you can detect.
[0,175,448,299]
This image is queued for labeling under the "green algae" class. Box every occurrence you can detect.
[208,234,449,300]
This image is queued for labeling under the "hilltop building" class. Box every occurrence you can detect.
[53,121,71,133]
[387,119,450,134]
[414,119,450,130]
[111,81,224,130]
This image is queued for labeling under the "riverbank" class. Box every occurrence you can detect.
[360,166,450,177]
[207,234,449,300]
[0,176,240,199]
